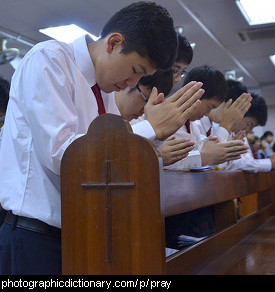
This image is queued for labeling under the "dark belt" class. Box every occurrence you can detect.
[5,211,61,238]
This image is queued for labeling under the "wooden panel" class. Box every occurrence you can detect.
[163,170,271,217]
[215,200,238,231]
[165,205,273,275]
[61,114,165,275]
[198,217,275,275]
[238,193,258,218]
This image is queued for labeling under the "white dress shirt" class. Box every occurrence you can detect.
[0,35,155,228]
[195,116,229,142]
[219,137,272,172]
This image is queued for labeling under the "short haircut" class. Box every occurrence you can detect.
[183,65,227,101]
[0,76,10,114]
[261,130,273,139]
[226,79,247,102]
[129,69,173,97]
[175,33,193,65]
[139,69,173,97]
[101,1,178,70]
[246,93,267,126]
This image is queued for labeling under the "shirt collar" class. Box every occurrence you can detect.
[72,34,96,87]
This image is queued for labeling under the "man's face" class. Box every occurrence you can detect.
[172,61,188,88]
[266,135,274,144]
[116,85,151,121]
[95,34,157,93]
[232,116,258,134]
[189,98,221,121]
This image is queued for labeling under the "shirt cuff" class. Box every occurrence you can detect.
[131,120,156,141]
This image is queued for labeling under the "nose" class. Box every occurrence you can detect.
[126,74,143,88]
[173,75,182,85]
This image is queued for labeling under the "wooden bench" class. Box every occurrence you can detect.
[61,114,275,275]
[164,169,275,274]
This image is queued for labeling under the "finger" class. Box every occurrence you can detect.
[179,99,202,124]
[225,139,245,147]
[231,93,248,112]
[179,88,204,114]
[224,99,232,110]
[172,145,194,157]
[236,94,252,111]
[225,146,249,155]
[154,92,165,105]
[168,81,197,103]
[170,138,192,145]
[147,87,159,105]
[226,149,247,160]
[240,102,251,116]
[208,136,220,142]
[239,95,252,111]
[166,136,176,141]
[169,140,194,151]
[176,82,204,108]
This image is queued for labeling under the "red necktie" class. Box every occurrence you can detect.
[185,119,191,134]
[91,83,106,115]
[206,127,211,137]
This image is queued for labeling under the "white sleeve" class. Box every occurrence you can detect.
[131,119,156,140]
[20,48,84,174]
[214,126,229,142]
[219,151,272,172]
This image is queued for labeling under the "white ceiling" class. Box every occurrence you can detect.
[0,0,274,104]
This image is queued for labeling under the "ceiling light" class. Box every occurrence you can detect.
[39,24,99,43]
[270,55,275,66]
[236,0,275,25]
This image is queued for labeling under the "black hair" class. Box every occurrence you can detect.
[139,69,173,97]
[261,130,273,139]
[0,76,10,114]
[129,69,173,97]
[183,65,227,101]
[100,1,178,70]
[226,79,248,102]
[175,33,193,65]
[246,93,267,126]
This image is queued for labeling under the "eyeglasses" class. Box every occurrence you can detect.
[172,69,186,78]
[136,84,148,103]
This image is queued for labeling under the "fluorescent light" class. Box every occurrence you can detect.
[39,24,99,43]
[270,55,275,66]
[236,0,275,25]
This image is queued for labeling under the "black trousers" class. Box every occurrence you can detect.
[0,222,61,275]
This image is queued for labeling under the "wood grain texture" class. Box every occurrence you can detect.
[61,114,165,275]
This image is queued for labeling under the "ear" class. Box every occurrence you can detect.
[106,33,124,54]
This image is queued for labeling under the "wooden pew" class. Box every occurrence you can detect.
[61,114,275,275]
[164,170,275,274]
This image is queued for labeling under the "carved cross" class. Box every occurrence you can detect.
[81,160,135,263]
